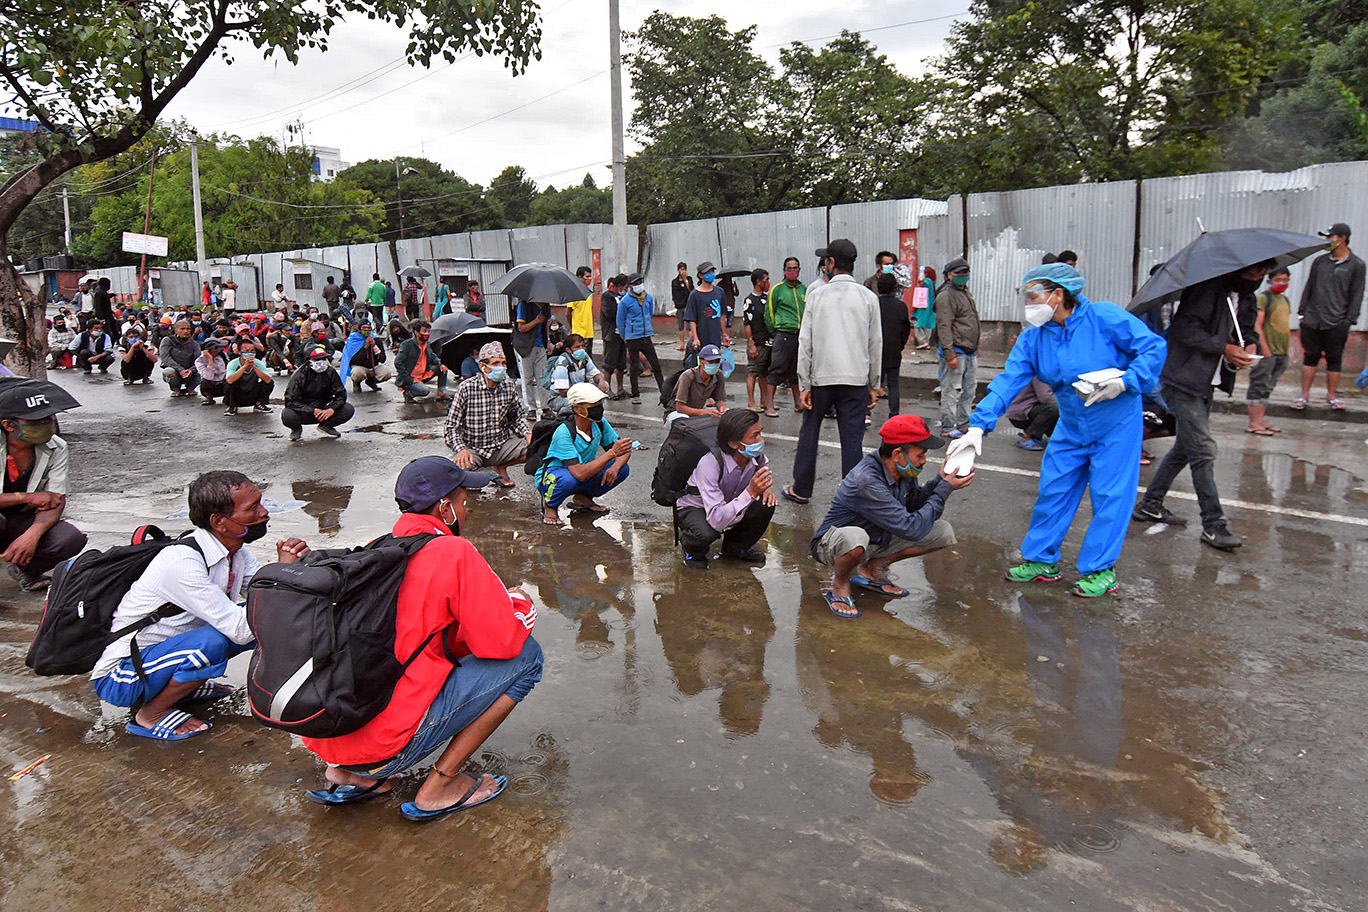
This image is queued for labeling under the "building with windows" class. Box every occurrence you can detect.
[311,146,350,181]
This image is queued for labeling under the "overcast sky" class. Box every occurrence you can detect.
[161,0,965,190]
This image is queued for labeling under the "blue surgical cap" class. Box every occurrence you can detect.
[1020,263,1085,295]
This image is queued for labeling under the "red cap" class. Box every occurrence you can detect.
[877,414,944,449]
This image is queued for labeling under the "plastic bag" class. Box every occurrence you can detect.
[720,346,736,379]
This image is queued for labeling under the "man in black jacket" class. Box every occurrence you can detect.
[281,345,354,440]
[1133,263,1267,550]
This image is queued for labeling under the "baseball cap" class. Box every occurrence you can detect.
[307,346,330,360]
[814,238,858,260]
[625,273,643,285]
[0,378,80,421]
[568,382,608,406]
[394,455,492,513]
[698,344,723,361]
[878,414,944,450]
[1319,222,1351,238]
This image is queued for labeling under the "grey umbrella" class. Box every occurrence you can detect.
[399,265,431,279]
[429,311,519,378]
[1128,228,1326,314]
[490,263,589,305]
[717,265,752,279]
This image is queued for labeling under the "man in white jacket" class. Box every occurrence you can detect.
[782,238,883,505]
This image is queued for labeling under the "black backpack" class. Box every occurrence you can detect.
[523,415,607,477]
[245,532,442,739]
[651,414,724,507]
[25,525,201,677]
[658,368,688,412]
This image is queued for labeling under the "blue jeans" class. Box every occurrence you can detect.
[406,372,448,399]
[538,462,630,509]
[792,384,868,499]
[1142,386,1224,529]
[359,636,543,777]
[93,625,251,707]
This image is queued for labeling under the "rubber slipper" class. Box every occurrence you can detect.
[764,409,780,418]
[1246,427,1276,436]
[566,502,609,514]
[542,515,562,526]
[493,477,516,489]
[400,774,508,822]
[305,777,395,806]
[1291,397,1308,410]
[126,709,210,742]
[1328,398,1346,410]
[824,591,860,619]
[780,485,809,505]
[850,575,909,597]
[176,681,235,706]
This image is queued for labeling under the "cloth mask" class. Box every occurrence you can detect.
[486,365,507,383]
[583,403,605,421]
[1269,283,1289,294]
[309,360,329,373]
[738,441,765,459]
[894,457,922,478]
[702,272,717,283]
[12,419,55,445]
[228,516,269,544]
[1230,276,1262,294]
[951,275,970,287]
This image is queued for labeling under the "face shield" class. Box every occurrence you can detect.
[1020,280,1058,327]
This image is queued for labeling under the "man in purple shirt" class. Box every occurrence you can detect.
[675,410,777,570]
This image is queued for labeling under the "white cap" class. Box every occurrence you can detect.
[567,382,608,407]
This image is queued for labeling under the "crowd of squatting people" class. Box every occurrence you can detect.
[10,224,1359,819]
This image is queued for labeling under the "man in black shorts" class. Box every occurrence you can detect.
[1296,222,1364,411]
[598,274,627,398]
[743,268,772,412]
[765,256,806,416]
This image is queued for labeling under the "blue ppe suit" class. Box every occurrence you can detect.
[969,297,1166,573]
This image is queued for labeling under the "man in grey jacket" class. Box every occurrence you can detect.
[1295,222,1364,410]
[935,258,981,437]
[782,238,883,505]
[158,320,202,398]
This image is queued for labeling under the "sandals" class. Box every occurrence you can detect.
[493,476,516,489]
[566,501,609,514]
[1291,396,1308,410]
[850,575,909,598]
[1246,427,1276,436]
[764,408,780,418]
[400,773,508,822]
[1328,398,1346,410]
[824,591,860,619]
[176,682,235,706]
[780,485,809,505]
[126,709,210,742]
[304,777,395,806]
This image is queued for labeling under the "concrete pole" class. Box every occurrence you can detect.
[608,0,628,272]
[190,141,207,280]
[61,186,71,253]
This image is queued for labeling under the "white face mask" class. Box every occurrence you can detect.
[309,360,329,373]
[632,284,646,295]
[1024,303,1055,327]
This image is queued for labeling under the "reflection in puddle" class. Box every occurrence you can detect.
[291,480,354,535]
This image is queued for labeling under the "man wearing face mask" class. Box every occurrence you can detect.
[1132,261,1267,551]
[683,261,729,367]
[765,257,806,415]
[546,334,609,416]
[812,415,971,618]
[946,264,1165,596]
[666,344,728,425]
[536,383,633,525]
[281,346,354,441]
[91,471,310,741]
[0,381,86,592]
[1295,222,1363,410]
[935,258,980,438]
[445,342,531,489]
[395,319,447,402]
[618,272,665,404]
[1247,268,1292,435]
[675,409,777,570]
[339,318,391,393]
[863,250,899,293]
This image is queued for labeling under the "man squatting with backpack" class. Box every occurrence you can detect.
[90,471,311,741]
[300,457,542,821]
[675,409,777,570]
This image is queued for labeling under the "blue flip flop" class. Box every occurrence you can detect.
[824,591,861,619]
[400,773,508,822]
[850,575,909,598]
[305,777,394,806]
[126,709,211,742]
[176,681,235,706]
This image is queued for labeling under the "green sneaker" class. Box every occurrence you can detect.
[1073,568,1118,598]
[1004,560,1062,583]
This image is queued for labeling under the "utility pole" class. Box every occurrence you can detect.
[137,150,157,302]
[395,157,405,241]
[608,0,628,272]
[60,186,71,253]
[190,140,207,282]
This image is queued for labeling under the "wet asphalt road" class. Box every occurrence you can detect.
[1,369,1366,911]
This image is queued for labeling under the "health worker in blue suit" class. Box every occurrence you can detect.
[943,264,1166,598]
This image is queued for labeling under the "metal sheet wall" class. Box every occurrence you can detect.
[510,225,567,267]
[642,218,721,300]
[221,264,260,306]
[470,230,512,261]
[828,198,950,278]
[395,237,433,269]
[430,233,475,260]
[347,244,378,287]
[718,207,828,285]
[479,262,511,325]
[563,223,640,276]
[157,269,201,309]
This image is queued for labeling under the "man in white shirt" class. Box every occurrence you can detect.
[91,471,310,741]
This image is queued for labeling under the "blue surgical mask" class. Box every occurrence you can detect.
[881,264,895,274]
[571,348,588,362]
[702,272,717,283]
[738,441,765,459]
[702,361,720,376]
[632,284,646,295]
[486,365,507,383]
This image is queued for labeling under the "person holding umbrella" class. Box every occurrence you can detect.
[0,379,87,591]
[944,263,1166,597]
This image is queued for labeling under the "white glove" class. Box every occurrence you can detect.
[944,426,983,460]
[1084,376,1125,407]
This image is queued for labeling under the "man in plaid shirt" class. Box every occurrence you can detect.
[445,342,531,489]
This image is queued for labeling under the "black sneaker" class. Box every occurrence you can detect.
[722,546,765,563]
[253,403,272,413]
[1201,524,1242,551]
[224,406,237,416]
[1132,502,1188,526]
[288,427,302,441]
[682,551,710,570]
[318,424,341,438]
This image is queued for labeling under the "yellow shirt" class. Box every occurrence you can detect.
[567,295,595,339]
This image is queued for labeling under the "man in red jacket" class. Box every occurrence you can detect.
[301,456,542,821]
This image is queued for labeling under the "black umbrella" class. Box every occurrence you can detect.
[399,265,431,279]
[429,312,520,378]
[490,263,588,305]
[0,376,80,419]
[1128,228,1326,314]
[717,265,752,279]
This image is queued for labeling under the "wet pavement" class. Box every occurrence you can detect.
[2,370,1366,911]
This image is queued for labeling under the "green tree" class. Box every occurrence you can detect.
[0,0,542,376]
[530,181,612,224]
[337,157,496,239]
[486,165,538,226]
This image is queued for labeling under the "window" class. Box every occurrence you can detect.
[294,275,313,291]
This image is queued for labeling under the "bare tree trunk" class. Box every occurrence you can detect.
[0,242,47,378]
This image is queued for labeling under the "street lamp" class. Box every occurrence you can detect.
[394,159,419,240]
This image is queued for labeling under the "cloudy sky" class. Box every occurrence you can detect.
[162,0,966,190]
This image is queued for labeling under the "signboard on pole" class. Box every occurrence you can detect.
[121,231,168,257]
